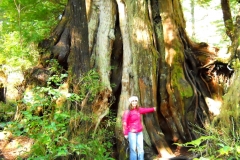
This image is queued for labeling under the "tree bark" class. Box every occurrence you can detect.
[90,0,116,134]
[231,6,240,59]
[221,0,234,41]
[68,0,90,81]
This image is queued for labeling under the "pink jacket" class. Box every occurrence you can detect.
[122,107,155,136]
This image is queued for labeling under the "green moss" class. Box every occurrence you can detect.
[171,65,193,98]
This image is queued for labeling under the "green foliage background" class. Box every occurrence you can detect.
[0,0,66,68]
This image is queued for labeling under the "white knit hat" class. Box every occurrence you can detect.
[129,96,138,103]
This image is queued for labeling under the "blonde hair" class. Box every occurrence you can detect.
[129,103,139,110]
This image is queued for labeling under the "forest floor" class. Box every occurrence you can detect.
[153,146,193,160]
[0,131,33,160]
[0,131,193,160]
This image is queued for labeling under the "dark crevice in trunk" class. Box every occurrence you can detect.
[110,23,123,94]
[0,87,6,103]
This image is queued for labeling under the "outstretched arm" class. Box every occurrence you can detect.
[139,107,156,114]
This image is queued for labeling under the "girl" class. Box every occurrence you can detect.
[122,96,156,160]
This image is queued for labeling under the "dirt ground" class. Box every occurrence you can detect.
[154,146,193,160]
[0,131,34,160]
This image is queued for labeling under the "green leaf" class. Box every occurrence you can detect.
[218,146,233,155]
[236,145,240,154]
[184,138,202,147]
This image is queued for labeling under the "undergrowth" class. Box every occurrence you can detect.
[4,60,115,160]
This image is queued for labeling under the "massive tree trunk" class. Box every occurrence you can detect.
[21,0,236,159]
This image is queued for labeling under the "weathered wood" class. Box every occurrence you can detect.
[91,0,116,134]
[159,0,192,146]
[115,0,134,159]
[68,0,90,82]
[52,28,70,62]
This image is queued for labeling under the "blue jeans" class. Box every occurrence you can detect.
[128,132,144,160]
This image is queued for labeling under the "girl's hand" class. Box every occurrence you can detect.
[154,107,156,111]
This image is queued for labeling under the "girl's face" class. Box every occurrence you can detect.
[131,100,138,107]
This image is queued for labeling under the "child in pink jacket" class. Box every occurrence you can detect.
[122,96,156,160]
